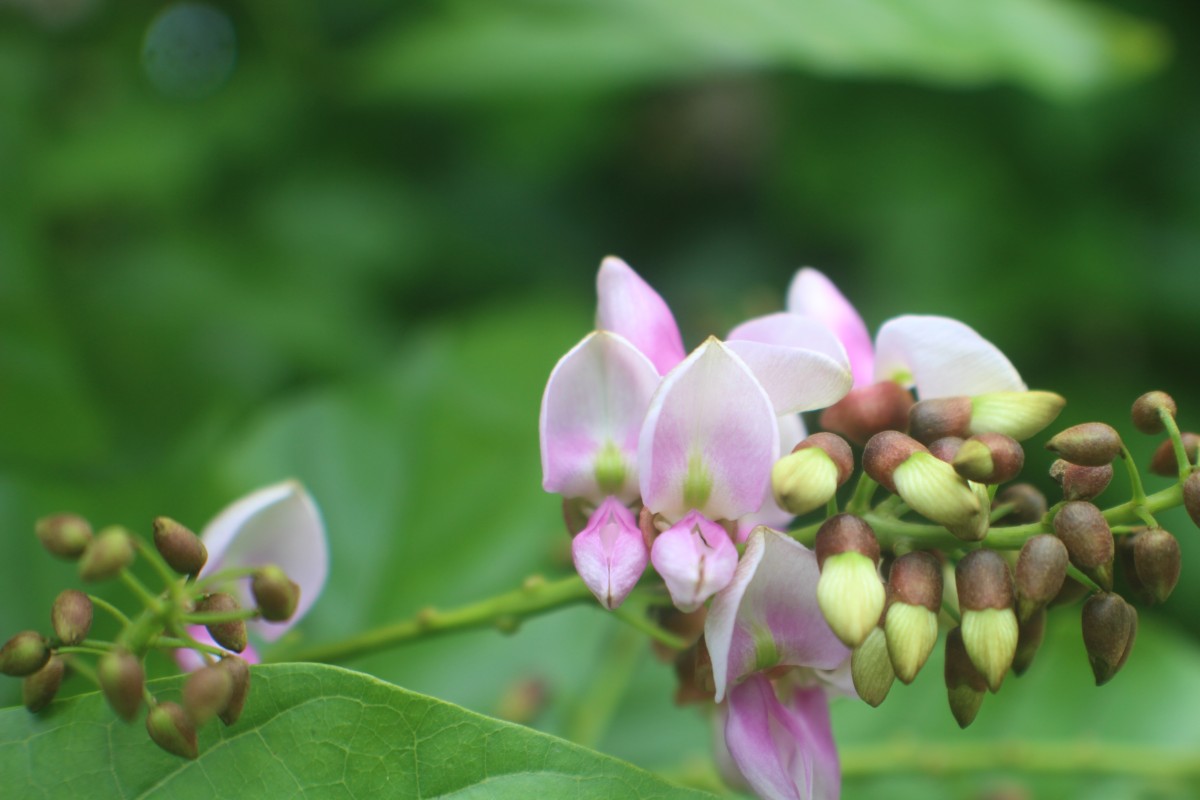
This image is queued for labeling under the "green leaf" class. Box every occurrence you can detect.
[0,663,714,799]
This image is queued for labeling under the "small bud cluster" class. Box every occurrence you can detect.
[2,512,303,759]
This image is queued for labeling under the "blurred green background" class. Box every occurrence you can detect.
[3,0,1200,796]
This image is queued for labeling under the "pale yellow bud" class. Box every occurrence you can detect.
[817,552,885,648]
[961,607,1018,693]
[892,452,986,540]
[851,626,894,707]
[771,448,839,516]
[884,602,939,684]
[968,391,1066,442]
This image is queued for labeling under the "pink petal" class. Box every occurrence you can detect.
[572,497,648,609]
[200,481,327,642]
[540,331,660,504]
[786,268,875,387]
[650,511,739,612]
[737,413,807,542]
[726,314,853,415]
[873,315,1026,399]
[639,339,778,522]
[706,528,850,701]
[596,256,686,375]
[174,625,260,672]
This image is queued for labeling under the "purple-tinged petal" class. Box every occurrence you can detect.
[650,511,738,612]
[200,481,327,642]
[707,528,850,701]
[724,675,841,800]
[596,256,686,375]
[726,314,853,415]
[874,315,1026,399]
[174,625,260,672]
[540,331,660,504]
[639,338,778,522]
[572,497,648,609]
[786,268,875,388]
[738,413,807,542]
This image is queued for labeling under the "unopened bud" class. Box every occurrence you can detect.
[98,649,144,722]
[1185,471,1200,529]
[252,565,300,622]
[79,526,135,581]
[1129,528,1181,605]
[1015,535,1069,622]
[36,513,93,560]
[1050,459,1113,502]
[183,664,234,726]
[217,655,251,726]
[23,655,66,712]
[1011,608,1047,677]
[818,381,914,446]
[146,701,198,759]
[195,593,247,653]
[815,514,884,647]
[772,433,851,516]
[153,517,208,576]
[1046,423,1123,467]
[51,589,93,646]
[956,550,1017,692]
[944,626,987,729]
[851,626,894,707]
[927,437,964,463]
[1053,501,1114,590]
[1149,433,1199,477]
[1081,592,1137,686]
[968,391,1066,441]
[952,433,1024,484]
[909,397,972,444]
[862,431,925,493]
[893,451,987,541]
[883,551,942,684]
[1131,391,1177,435]
[994,483,1047,524]
[0,631,50,677]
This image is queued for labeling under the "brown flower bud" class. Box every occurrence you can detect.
[772,433,852,516]
[1053,501,1114,590]
[146,701,198,759]
[956,550,1017,692]
[1046,423,1123,467]
[217,655,252,726]
[1081,592,1137,686]
[1185,471,1200,529]
[819,381,914,446]
[195,593,248,653]
[952,433,1024,484]
[1131,391,1177,435]
[909,397,972,444]
[994,483,1047,524]
[98,649,144,722]
[1015,535,1069,622]
[815,515,884,647]
[0,631,50,677]
[1011,607,1047,677]
[183,664,234,726]
[1149,433,1199,477]
[153,517,208,576]
[79,526,135,582]
[1050,459,1113,502]
[1050,575,1091,608]
[862,431,925,493]
[884,551,942,683]
[793,433,854,482]
[51,589,93,646]
[36,513,93,560]
[22,655,66,712]
[944,626,987,729]
[252,565,301,623]
[927,437,964,463]
[851,626,895,707]
[1129,528,1182,605]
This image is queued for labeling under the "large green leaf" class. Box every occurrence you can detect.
[0,663,714,799]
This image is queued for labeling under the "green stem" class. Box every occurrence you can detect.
[152,636,230,659]
[1065,564,1102,593]
[61,654,100,688]
[134,538,183,592]
[183,609,261,625]
[56,644,114,658]
[272,575,594,664]
[1160,406,1193,481]
[845,473,879,515]
[1119,445,1148,506]
[565,624,643,747]
[120,570,164,615]
[194,566,260,593]
[610,604,689,650]
[87,594,132,627]
[989,502,1016,523]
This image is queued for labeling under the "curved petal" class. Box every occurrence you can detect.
[786,268,875,387]
[199,481,328,642]
[650,511,738,612]
[737,413,806,542]
[596,256,686,375]
[707,528,849,701]
[726,314,853,415]
[639,339,778,522]
[572,497,648,610]
[874,315,1026,399]
[540,331,660,504]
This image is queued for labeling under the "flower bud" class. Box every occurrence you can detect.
[1149,433,1199,477]
[815,514,884,647]
[1053,501,1114,591]
[818,381,914,446]
[252,565,301,622]
[0,631,50,677]
[968,391,1066,442]
[956,550,1017,692]
[1046,423,1123,467]
[36,513,93,560]
[893,451,987,541]
[1081,592,1137,686]
[1129,528,1182,605]
[927,437,964,463]
[883,551,942,684]
[23,655,66,712]
[862,431,924,492]
[1184,471,1200,529]
[146,701,198,759]
[79,526,135,582]
[217,655,251,726]
[98,649,144,722]
[183,664,234,726]
[851,626,894,707]
[1014,534,1068,622]
[1050,459,1113,502]
[1131,391,1177,435]
[909,397,972,444]
[944,626,987,729]
[51,589,93,646]
[153,517,208,576]
[1011,607,1046,677]
[195,593,248,653]
[952,433,1024,484]
[994,483,1047,524]
[771,433,852,516]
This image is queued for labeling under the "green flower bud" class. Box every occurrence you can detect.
[1149,433,1199,477]
[1050,459,1113,502]
[22,655,66,713]
[956,550,1017,692]
[994,483,1047,524]
[883,551,942,684]
[195,593,247,653]
[98,649,144,722]
[1131,391,1176,435]
[771,433,851,516]
[1012,607,1046,677]
[944,626,987,729]
[51,589,93,646]
[851,626,894,708]
[36,513,93,560]
[909,397,972,444]
[1081,592,1137,686]
[818,381,914,446]
[183,664,234,726]
[1015,534,1069,622]
[217,655,251,726]
[893,451,987,541]
[79,526,135,582]
[968,391,1065,442]
[815,515,884,648]
[153,517,208,576]
[862,431,925,492]
[952,433,1024,484]
[146,701,198,760]
[1129,528,1181,605]
[1046,422,1123,467]
[927,436,964,463]
[252,565,301,623]
[0,631,51,677]
[1053,501,1115,591]
[1184,471,1200,529]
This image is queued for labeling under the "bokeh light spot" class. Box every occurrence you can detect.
[142,3,236,99]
